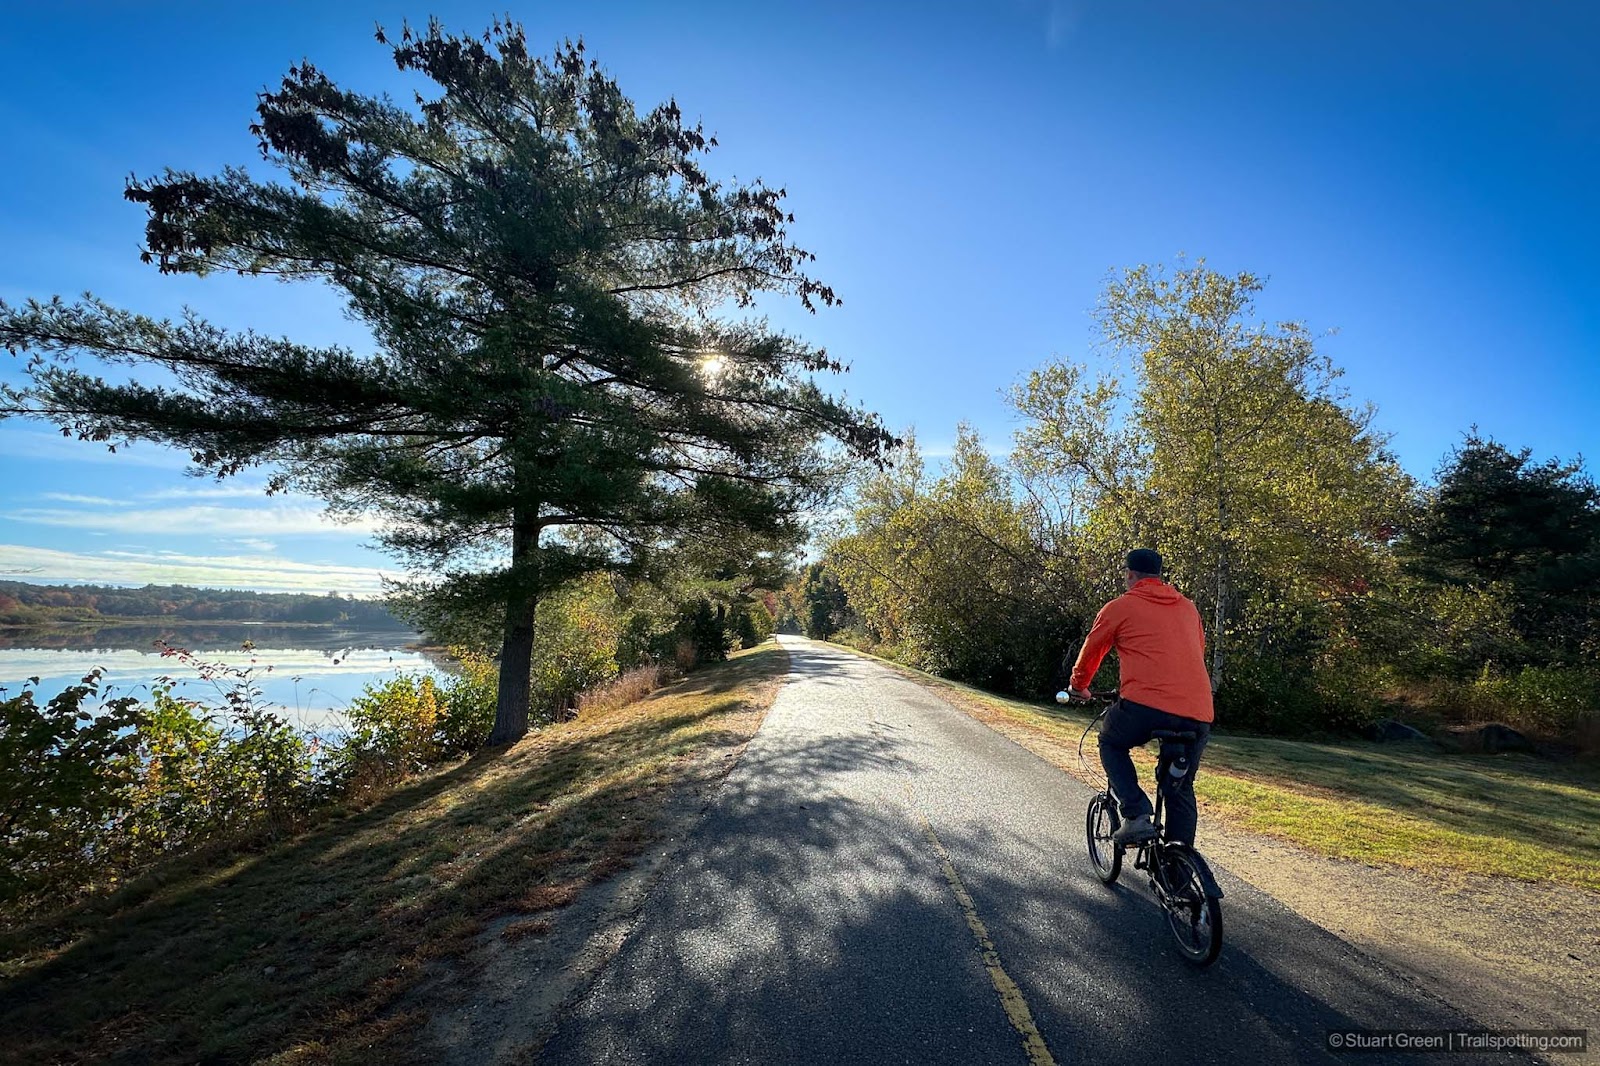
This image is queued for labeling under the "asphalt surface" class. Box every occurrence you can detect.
[543,636,1521,1064]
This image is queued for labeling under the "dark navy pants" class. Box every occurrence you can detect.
[1097,698,1211,846]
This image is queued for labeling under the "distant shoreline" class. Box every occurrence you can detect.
[0,619,416,632]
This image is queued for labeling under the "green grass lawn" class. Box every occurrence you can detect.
[832,642,1600,893]
[0,644,788,1066]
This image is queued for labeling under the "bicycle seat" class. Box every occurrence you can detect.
[1150,729,1198,741]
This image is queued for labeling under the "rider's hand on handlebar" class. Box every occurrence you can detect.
[1069,686,1093,703]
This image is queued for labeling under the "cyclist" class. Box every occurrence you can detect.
[1066,548,1214,847]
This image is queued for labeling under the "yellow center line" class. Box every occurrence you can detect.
[916,810,1057,1066]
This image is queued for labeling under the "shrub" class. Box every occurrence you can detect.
[216,703,318,834]
[149,642,319,834]
[673,637,698,673]
[0,673,143,906]
[330,674,445,791]
[2,656,321,910]
[533,576,622,719]
[674,597,732,668]
[617,609,667,670]
[1216,657,1379,737]
[732,601,775,649]
[437,649,497,756]
[576,664,670,717]
[1474,664,1600,737]
[126,689,236,855]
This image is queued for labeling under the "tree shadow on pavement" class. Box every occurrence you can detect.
[541,692,1504,1066]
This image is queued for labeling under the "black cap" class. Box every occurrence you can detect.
[1126,548,1163,575]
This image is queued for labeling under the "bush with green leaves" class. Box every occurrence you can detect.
[325,650,498,790]
[674,596,733,667]
[125,689,233,855]
[437,650,498,755]
[329,674,445,791]
[127,684,319,851]
[0,672,144,906]
[1470,664,1600,736]
[532,575,623,719]
[732,600,775,649]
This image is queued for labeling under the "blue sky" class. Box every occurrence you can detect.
[2,1,1596,593]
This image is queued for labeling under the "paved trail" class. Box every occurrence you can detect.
[544,637,1518,1064]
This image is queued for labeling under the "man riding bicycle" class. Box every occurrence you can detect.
[1067,548,1214,847]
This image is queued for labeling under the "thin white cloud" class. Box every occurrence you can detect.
[0,544,396,595]
[41,492,122,506]
[232,538,279,553]
[146,483,280,501]
[5,503,382,537]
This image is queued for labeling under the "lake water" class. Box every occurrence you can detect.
[0,624,447,731]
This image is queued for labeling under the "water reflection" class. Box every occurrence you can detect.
[0,625,444,727]
[0,623,418,653]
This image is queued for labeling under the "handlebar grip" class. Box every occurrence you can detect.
[1054,690,1119,704]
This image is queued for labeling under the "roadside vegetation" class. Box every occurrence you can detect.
[840,648,1600,892]
[791,263,1600,755]
[0,643,786,1065]
[1,571,777,916]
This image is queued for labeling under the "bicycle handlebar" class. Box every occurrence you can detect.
[1054,688,1118,705]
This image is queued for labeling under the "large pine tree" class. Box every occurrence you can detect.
[0,20,893,743]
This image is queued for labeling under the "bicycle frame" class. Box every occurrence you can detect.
[1133,742,1224,903]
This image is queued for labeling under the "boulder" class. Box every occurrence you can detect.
[1477,723,1535,754]
[1369,718,1430,743]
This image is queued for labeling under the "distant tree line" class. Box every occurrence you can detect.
[793,262,1600,747]
[0,581,407,628]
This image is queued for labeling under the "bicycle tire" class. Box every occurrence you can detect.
[1085,792,1122,884]
[1160,847,1223,966]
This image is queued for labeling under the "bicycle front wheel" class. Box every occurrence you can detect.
[1161,848,1223,966]
[1085,793,1122,884]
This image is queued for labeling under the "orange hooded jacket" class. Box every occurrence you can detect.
[1069,578,1215,723]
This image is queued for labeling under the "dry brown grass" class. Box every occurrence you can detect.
[576,664,674,717]
[0,644,789,1066]
[500,918,553,942]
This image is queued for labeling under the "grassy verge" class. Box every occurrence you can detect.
[0,643,788,1066]
[826,641,1600,893]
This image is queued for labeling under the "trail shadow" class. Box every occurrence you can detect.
[0,659,779,1066]
[543,647,1511,1065]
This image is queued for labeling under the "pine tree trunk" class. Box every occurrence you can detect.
[488,593,537,745]
[488,512,540,746]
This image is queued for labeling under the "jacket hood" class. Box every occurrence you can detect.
[1126,578,1183,605]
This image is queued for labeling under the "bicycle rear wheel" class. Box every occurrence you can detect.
[1160,848,1222,966]
[1085,793,1122,884]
